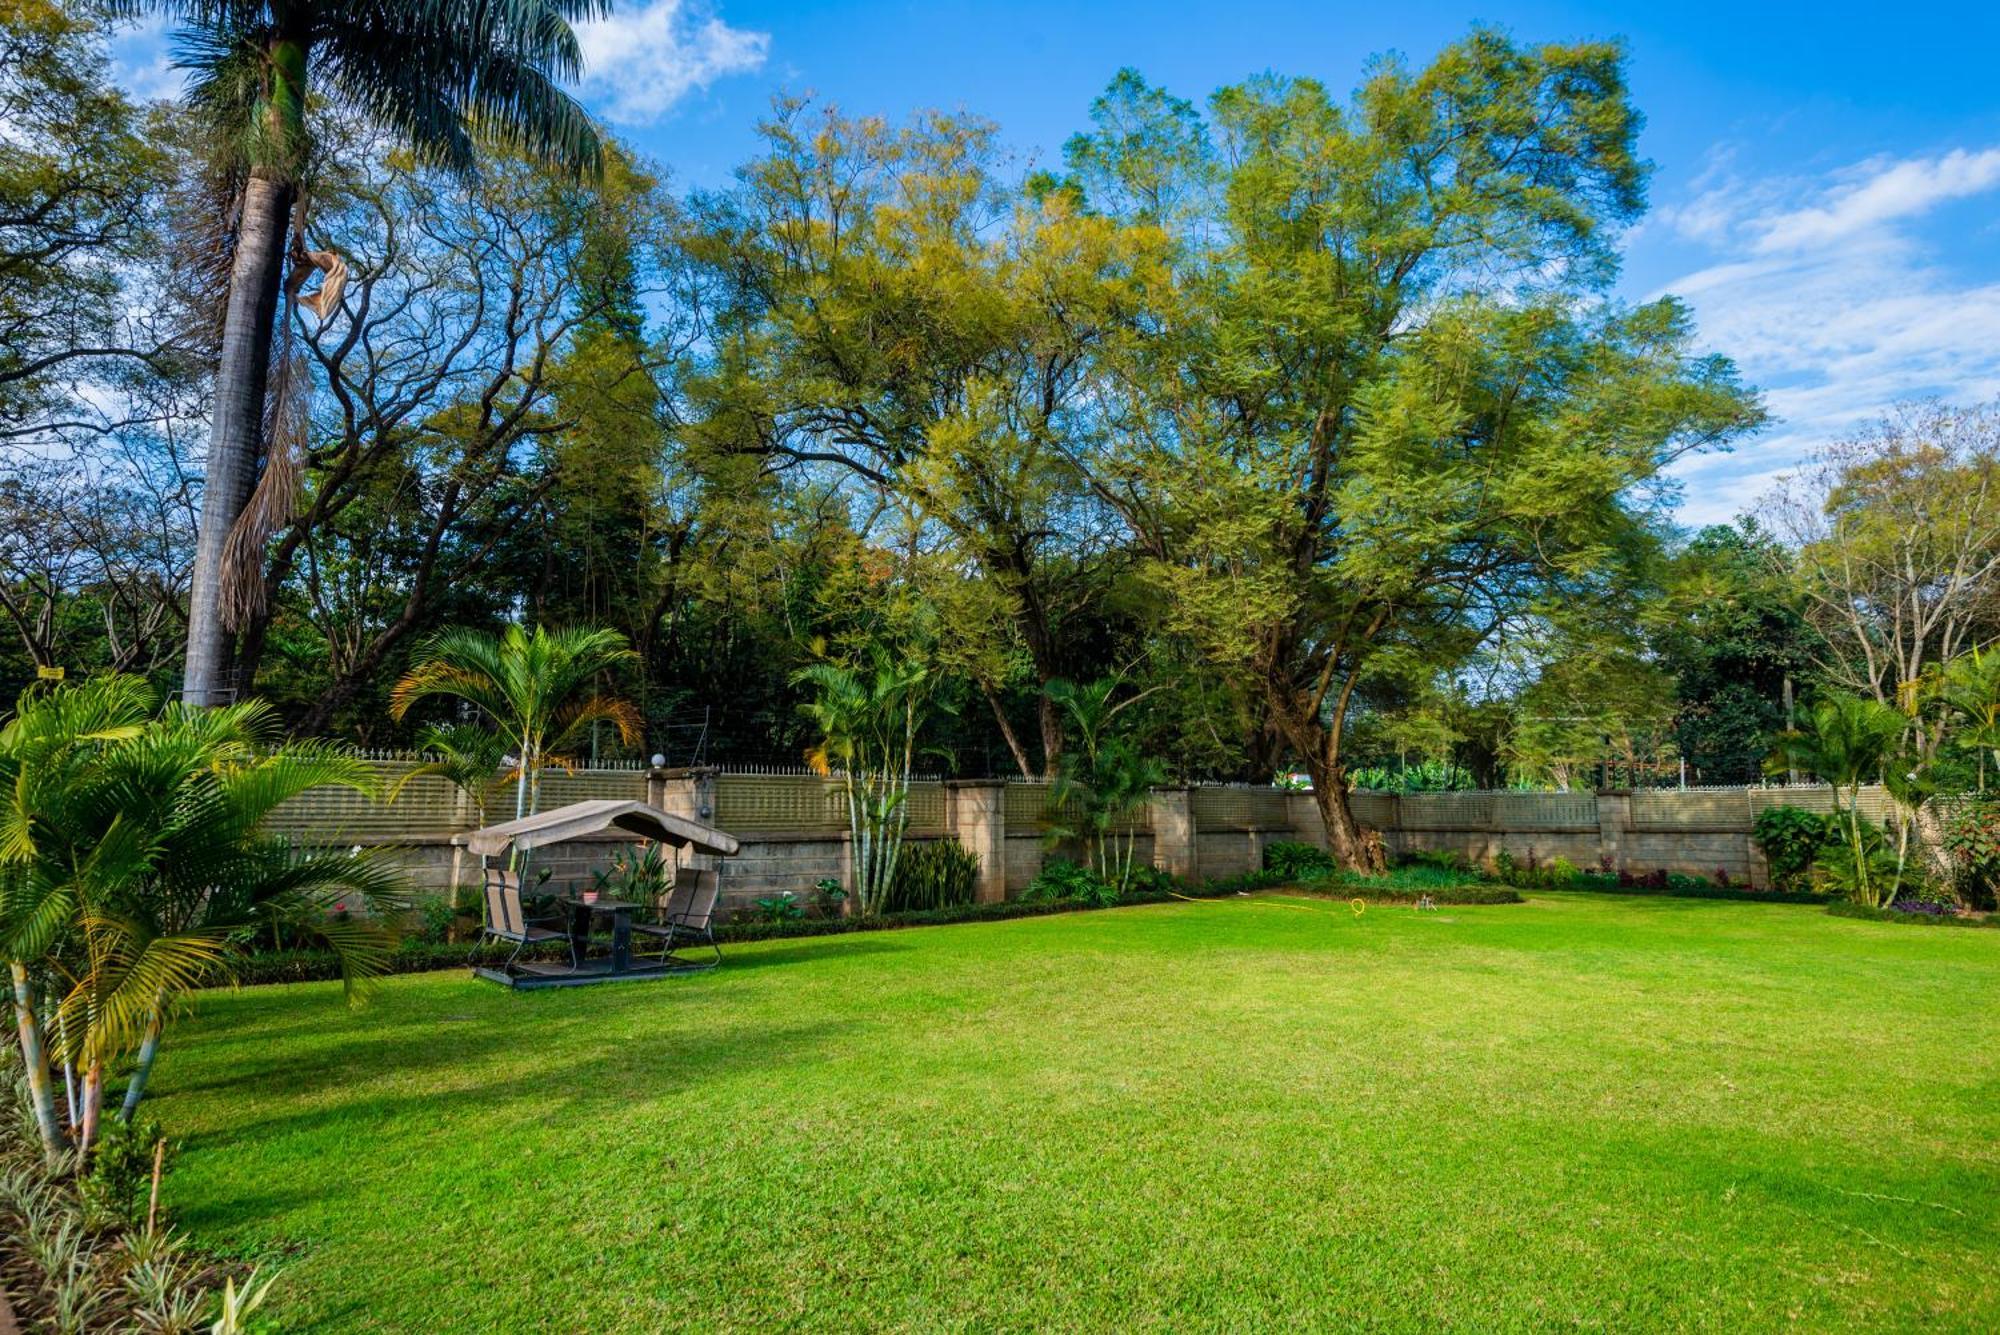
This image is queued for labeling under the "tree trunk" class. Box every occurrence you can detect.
[9,962,64,1153]
[1310,763,1384,872]
[121,1012,163,1122]
[183,173,294,705]
[78,1060,103,1157]
[1037,691,1064,780]
[981,683,1035,780]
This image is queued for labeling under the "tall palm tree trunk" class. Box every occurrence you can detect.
[121,1011,164,1122]
[78,1059,104,1155]
[9,962,65,1152]
[184,173,294,705]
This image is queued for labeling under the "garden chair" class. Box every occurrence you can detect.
[633,869,722,971]
[481,868,575,974]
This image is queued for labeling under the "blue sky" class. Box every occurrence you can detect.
[112,1,2000,528]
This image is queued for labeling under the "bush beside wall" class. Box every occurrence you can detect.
[1826,901,2000,929]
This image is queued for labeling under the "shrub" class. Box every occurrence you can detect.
[1123,864,1182,897]
[882,837,981,913]
[1401,849,1474,875]
[1263,840,1338,882]
[1828,900,1999,928]
[1752,805,1838,891]
[413,896,457,945]
[1492,846,1582,890]
[1941,800,2000,910]
[0,1048,272,1330]
[1025,857,1118,907]
[750,892,805,924]
[78,1114,168,1229]
[812,877,848,918]
[1812,821,1905,904]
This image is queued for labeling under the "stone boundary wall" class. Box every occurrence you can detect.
[1362,784,1896,889]
[274,766,1878,905]
[309,769,1313,910]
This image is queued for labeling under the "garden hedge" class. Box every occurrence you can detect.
[1825,901,2000,929]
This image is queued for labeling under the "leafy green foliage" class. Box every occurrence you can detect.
[1766,693,1921,907]
[1654,523,1819,784]
[1262,841,1338,882]
[1045,678,1167,891]
[750,893,804,925]
[1752,806,1839,892]
[77,1113,166,1228]
[1060,38,1761,864]
[1941,801,2000,911]
[1024,857,1119,908]
[390,623,641,818]
[0,675,409,1148]
[794,643,954,917]
[1491,847,1584,890]
[0,1044,274,1328]
[882,838,981,913]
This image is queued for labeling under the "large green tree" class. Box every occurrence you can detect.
[0,0,170,438]
[123,0,609,708]
[1066,35,1762,865]
[1652,521,1818,784]
[681,100,1161,776]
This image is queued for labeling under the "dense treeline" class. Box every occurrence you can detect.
[4,6,1997,824]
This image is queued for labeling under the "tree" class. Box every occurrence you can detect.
[1766,693,1910,907]
[0,1,176,440]
[1939,646,2000,793]
[681,99,1159,776]
[389,722,511,829]
[1652,522,1817,784]
[795,646,947,917]
[1066,37,1761,866]
[388,623,641,821]
[1045,677,1165,891]
[1769,400,2000,757]
[120,0,609,707]
[222,134,678,732]
[0,675,403,1155]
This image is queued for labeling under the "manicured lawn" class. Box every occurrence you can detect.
[152,893,2000,1331]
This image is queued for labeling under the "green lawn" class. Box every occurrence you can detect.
[152,893,2000,1331]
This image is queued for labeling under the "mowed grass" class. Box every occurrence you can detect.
[151,893,2000,1331]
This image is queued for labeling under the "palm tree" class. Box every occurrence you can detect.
[389,624,641,821]
[389,722,512,829]
[124,0,610,706]
[1766,693,1910,906]
[796,649,948,917]
[1940,647,2000,792]
[0,677,405,1155]
[1045,678,1165,891]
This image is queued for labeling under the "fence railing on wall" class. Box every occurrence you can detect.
[264,760,648,838]
[1190,786,1292,831]
[1352,783,1896,832]
[711,773,950,833]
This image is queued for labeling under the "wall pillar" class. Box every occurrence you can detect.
[1149,787,1196,883]
[652,766,721,878]
[946,780,1009,904]
[1596,789,1633,873]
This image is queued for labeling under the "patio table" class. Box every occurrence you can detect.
[558,897,641,974]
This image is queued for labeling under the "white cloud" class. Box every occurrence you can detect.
[1651,142,2000,526]
[107,17,183,104]
[575,1,769,125]
[1751,148,2000,253]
